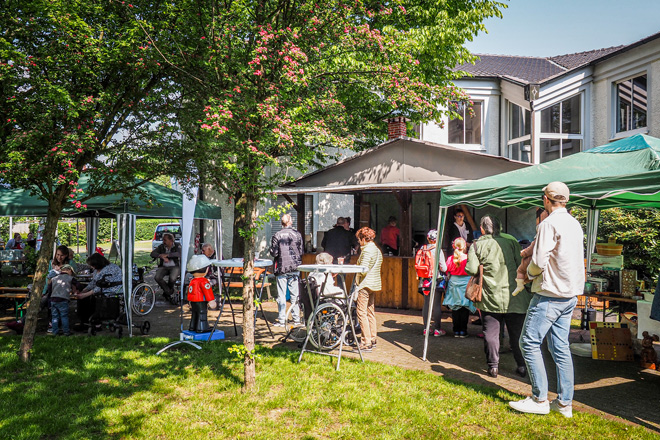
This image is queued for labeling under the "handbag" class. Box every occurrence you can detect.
[465,264,483,302]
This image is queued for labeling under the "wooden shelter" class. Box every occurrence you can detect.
[276,136,529,309]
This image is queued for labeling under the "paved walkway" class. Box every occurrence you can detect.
[3,290,659,432]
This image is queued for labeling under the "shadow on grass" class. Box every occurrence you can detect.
[0,336,244,439]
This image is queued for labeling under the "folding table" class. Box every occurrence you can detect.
[211,258,274,339]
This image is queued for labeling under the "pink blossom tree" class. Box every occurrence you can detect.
[167,0,504,389]
[0,0,192,361]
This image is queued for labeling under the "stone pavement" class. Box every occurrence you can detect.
[2,292,660,432]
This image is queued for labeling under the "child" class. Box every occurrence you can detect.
[512,208,549,296]
[186,255,218,332]
[49,264,83,336]
[443,238,476,337]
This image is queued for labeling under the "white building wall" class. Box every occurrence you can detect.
[592,41,660,146]
[419,79,500,155]
[199,147,356,259]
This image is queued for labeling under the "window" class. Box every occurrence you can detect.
[507,102,531,162]
[448,101,482,144]
[539,94,582,163]
[616,74,647,133]
[270,195,313,237]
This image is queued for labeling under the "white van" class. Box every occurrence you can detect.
[152,223,182,250]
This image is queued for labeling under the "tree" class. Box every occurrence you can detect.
[162,0,504,389]
[0,0,192,361]
[574,208,660,281]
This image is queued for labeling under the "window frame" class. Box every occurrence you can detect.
[613,72,648,137]
[506,101,532,162]
[447,100,484,146]
[538,92,584,163]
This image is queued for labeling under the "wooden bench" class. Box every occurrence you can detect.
[221,267,272,297]
[0,287,30,319]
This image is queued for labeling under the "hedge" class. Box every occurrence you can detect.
[5,218,178,246]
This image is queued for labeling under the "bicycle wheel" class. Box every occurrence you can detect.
[309,302,345,351]
[132,283,155,316]
[285,301,307,343]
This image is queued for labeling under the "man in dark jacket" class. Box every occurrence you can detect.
[150,233,181,301]
[321,217,358,263]
[270,214,303,326]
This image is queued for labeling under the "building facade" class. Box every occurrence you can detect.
[418,31,660,165]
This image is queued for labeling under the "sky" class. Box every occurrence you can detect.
[465,0,660,57]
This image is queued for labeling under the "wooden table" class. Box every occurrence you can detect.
[211,258,274,338]
[0,287,30,319]
[581,292,638,322]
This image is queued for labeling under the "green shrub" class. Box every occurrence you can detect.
[574,207,660,281]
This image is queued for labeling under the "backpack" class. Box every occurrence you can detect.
[415,245,435,279]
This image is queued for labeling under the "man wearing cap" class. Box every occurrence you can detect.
[509,181,584,418]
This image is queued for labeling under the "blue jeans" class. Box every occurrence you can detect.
[276,272,299,323]
[51,301,70,335]
[520,294,578,404]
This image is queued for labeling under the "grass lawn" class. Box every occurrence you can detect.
[0,337,653,440]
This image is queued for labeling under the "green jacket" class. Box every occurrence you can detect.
[465,233,531,314]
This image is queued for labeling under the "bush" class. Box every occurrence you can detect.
[574,207,660,281]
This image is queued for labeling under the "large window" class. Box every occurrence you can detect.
[539,94,582,163]
[616,74,647,133]
[507,102,531,162]
[448,101,482,144]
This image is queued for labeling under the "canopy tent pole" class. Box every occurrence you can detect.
[118,213,136,336]
[214,219,223,260]
[422,206,448,361]
[585,207,600,274]
[158,187,201,355]
[86,217,99,256]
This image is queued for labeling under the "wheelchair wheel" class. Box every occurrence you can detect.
[285,301,307,343]
[132,283,155,316]
[140,321,151,335]
[309,302,345,351]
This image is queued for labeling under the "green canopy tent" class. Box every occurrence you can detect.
[0,176,222,220]
[0,177,222,336]
[422,134,660,360]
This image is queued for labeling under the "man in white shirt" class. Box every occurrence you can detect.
[509,181,584,419]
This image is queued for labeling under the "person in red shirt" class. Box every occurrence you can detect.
[186,255,218,332]
[380,216,400,256]
[442,237,476,338]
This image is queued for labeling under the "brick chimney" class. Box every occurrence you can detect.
[387,116,409,139]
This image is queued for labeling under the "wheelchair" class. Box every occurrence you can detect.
[131,264,156,316]
[85,277,151,338]
[284,277,360,351]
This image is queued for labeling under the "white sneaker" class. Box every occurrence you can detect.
[509,397,549,415]
[550,399,573,418]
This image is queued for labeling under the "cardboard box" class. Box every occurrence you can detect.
[589,322,633,361]
[590,254,624,270]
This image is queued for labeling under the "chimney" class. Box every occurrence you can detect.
[387,116,409,139]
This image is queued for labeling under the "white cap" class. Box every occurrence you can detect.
[187,254,211,272]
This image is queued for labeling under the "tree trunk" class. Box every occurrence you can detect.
[241,193,259,391]
[18,196,65,362]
